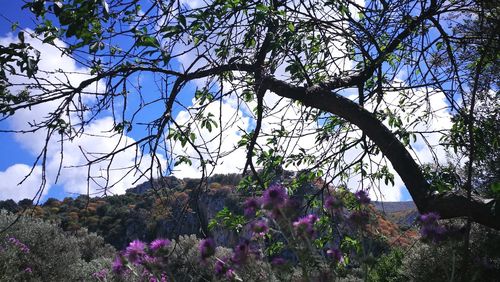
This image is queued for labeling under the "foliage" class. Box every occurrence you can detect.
[400,224,500,282]
[0,0,498,230]
[368,249,405,282]
[0,211,115,281]
[107,183,391,281]
[0,0,499,279]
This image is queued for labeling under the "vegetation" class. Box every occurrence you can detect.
[1,177,499,281]
[0,0,499,280]
[0,211,114,282]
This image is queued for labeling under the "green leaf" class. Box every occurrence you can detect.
[491,182,500,196]
[178,14,186,28]
[137,36,159,48]
[255,4,269,12]
[287,22,295,32]
[11,22,19,32]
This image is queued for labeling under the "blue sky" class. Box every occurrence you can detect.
[0,1,183,201]
[0,1,425,203]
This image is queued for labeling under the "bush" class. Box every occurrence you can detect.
[0,210,115,281]
[401,224,500,282]
[368,249,405,282]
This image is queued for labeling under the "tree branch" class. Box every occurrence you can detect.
[263,75,500,230]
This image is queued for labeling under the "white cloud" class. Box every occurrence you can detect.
[0,164,48,201]
[0,31,167,199]
[45,116,167,195]
[337,85,455,201]
[171,99,250,178]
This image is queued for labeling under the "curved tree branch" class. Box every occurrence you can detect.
[262,75,500,230]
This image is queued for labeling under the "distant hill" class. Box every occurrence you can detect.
[373,201,419,228]
[0,173,420,249]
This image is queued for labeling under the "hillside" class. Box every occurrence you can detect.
[0,174,419,250]
[373,201,419,228]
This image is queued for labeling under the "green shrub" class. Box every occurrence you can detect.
[0,210,115,281]
[368,249,405,282]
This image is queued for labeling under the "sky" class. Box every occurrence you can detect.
[0,0,458,203]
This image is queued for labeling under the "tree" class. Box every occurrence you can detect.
[0,0,498,229]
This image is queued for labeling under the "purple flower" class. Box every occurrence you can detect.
[293,214,318,238]
[148,273,167,282]
[355,190,371,205]
[420,224,446,242]
[214,259,228,276]
[8,237,19,244]
[226,268,236,280]
[20,246,29,253]
[324,195,343,211]
[251,220,269,236]
[419,212,446,242]
[243,198,260,217]
[125,240,146,264]
[143,254,158,265]
[92,269,107,280]
[326,248,343,263]
[112,255,126,275]
[261,184,288,209]
[24,267,32,274]
[419,212,440,224]
[231,240,250,265]
[199,238,216,259]
[7,237,30,253]
[150,238,171,251]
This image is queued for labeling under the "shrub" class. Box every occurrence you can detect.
[368,249,405,282]
[0,210,115,281]
[401,224,500,282]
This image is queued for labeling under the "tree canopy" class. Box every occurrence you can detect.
[0,0,498,229]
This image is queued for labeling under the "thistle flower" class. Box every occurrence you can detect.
[92,269,107,280]
[112,255,126,275]
[251,219,269,236]
[214,259,227,276]
[324,195,343,211]
[149,273,168,282]
[261,184,288,209]
[125,240,146,264]
[226,268,236,280]
[243,197,260,217]
[199,238,216,259]
[421,224,446,242]
[142,255,158,265]
[419,212,446,242]
[231,240,250,265]
[293,214,318,238]
[354,190,370,205]
[419,212,440,224]
[150,238,171,251]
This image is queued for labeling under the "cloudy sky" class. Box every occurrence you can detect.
[0,1,454,203]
